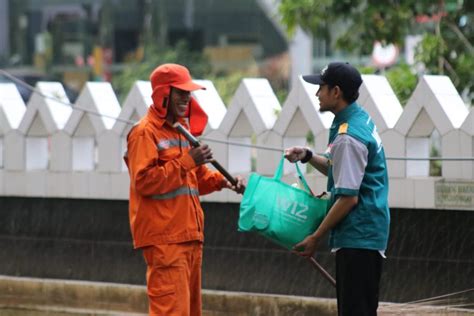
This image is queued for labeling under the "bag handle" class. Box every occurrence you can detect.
[273,156,312,194]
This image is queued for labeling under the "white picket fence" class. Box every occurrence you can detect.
[0,75,473,210]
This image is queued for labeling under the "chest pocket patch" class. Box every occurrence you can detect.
[156,138,190,162]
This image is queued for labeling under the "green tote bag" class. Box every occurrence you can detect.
[238,156,329,250]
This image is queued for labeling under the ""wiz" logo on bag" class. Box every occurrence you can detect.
[276,196,308,221]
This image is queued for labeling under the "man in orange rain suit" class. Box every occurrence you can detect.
[125,63,244,316]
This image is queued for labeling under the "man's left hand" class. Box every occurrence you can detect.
[223,176,245,194]
[292,234,320,257]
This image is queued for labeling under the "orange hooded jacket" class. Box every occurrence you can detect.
[125,64,225,248]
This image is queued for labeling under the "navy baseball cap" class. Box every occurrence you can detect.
[303,62,362,96]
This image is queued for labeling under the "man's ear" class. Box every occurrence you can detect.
[163,87,175,109]
[333,86,342,99]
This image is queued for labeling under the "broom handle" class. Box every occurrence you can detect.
[303,182,336,288]
[308,257,336,288]
[173,122,238,186]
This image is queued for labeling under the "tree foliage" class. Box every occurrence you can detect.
[112,41,211,102]
[112,42,286,107]
[279,0,474,103]
[385,63,418,105]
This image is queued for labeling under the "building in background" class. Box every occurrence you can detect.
[1,0,298,95]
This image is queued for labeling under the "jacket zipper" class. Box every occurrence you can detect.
[179,131,201,232]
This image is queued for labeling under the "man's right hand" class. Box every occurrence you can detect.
[284,146,307,163]
[189,144,213,165]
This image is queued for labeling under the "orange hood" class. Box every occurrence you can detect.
[150,63,208,136]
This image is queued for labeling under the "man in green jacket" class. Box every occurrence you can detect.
[285,62,390,316]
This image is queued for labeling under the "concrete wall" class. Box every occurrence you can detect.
[0,197,472,305]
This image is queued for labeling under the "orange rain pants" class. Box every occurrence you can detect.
[142,241,203,316]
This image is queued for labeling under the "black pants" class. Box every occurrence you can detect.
[336,248,383,316]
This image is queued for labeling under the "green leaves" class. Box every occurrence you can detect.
[279,0,334,38]
[112,41,211,102]
[385,63,418,105]
[415,34,447,73]
[279,0,474,103]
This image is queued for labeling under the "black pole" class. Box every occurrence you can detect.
[308,257,336,288]
[173,122,240,187]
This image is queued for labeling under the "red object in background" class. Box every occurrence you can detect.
[103,48,113,82]
[87,55,95,67]
[415,11,447,23]
[74,55,85,67]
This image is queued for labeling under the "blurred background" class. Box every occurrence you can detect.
[0,0,472,107]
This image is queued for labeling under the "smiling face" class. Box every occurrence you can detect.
[316,84,336,112]
[167,87,191,121]
[316,84,346,114]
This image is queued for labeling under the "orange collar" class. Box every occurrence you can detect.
[148,105,189,130]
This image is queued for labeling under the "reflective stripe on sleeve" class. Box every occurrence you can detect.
[151,186,199,200]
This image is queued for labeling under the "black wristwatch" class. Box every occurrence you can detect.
[301,149,313,163]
